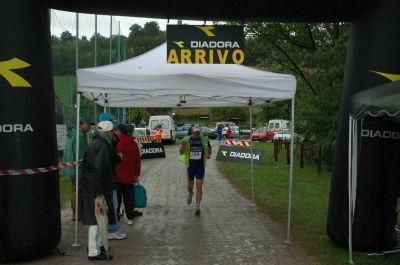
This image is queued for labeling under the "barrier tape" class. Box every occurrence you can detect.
[136,136,154,143]
[225,140,251,146]
[0,159,83,176]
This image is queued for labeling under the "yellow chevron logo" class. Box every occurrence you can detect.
[173,41,185,48]
[370,70,400,82]
[221,151,227,156]
[196,26,215,37]
[0,58,32,87]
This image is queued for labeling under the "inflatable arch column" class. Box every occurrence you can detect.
[328,0,400,251]
[0,0,61,261]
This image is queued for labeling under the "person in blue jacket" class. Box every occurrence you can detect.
[216,124,223,143]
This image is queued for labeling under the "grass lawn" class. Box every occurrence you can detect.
[217,141,400,265]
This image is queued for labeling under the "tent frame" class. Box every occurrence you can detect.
[73,43,297,247]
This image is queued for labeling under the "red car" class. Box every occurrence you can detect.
[252,127,274,142]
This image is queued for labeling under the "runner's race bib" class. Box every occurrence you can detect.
[190,151,201,160]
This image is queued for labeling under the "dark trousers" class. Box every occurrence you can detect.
[117,182,135,220]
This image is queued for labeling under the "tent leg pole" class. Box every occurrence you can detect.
[348,116,354,263]
[249,103,254,206]
[285,98,295,244]
[73,92,81,247]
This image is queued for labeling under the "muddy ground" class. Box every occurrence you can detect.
[14,140,321,265]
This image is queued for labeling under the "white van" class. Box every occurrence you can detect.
[267,119,291,134]
[149,115,176,144]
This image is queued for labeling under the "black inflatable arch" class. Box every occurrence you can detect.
[0,0,399,261]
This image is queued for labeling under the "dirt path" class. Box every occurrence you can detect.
[17,140,321,265]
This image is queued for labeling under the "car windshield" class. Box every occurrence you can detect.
[255,128,266,133]
[134,130,144,137]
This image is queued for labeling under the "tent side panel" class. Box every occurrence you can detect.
[327,0,400,250]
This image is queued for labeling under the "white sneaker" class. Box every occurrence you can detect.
[127,219,134,225]
[108,232,126,240]
[187,192,194,205]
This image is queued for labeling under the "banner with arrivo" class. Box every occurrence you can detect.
[167,25,244,64]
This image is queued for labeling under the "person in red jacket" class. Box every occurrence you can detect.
[154,124,163,143]
[114,124,141,225]
[227,126,232,139]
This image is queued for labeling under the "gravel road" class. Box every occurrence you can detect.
[14,140,321,265]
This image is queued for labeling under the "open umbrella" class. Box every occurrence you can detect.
[153,123,163,130]
[94,195,110,260]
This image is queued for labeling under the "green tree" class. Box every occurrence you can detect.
[125,22,166,58]
[60,30,74,43]
[245,22,349,170]
[212,107,249,125]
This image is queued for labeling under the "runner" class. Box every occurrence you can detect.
[179,124,211,215]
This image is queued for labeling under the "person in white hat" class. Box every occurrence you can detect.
[178,124,211,215]
[83,121,120,260]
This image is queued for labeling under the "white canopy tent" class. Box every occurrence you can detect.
[74,43,297,245]
[77,43,295,108]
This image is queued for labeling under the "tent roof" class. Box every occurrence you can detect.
[77,43,296,108]
[350,81,400,120]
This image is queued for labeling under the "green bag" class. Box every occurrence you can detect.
[134,183,147,208]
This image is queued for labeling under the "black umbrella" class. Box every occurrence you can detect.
[153,123,163,130]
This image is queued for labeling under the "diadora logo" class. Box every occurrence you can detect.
[221,151,227,156]
[362,130,400,139]
[229,152,260,160]
[142,148,164,154]
[0,124,33,133]
[196,26,215,37]
[0,58,32,87]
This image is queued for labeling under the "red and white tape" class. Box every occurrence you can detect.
[225,140,251,146]
[0,159,83,176]
[136,136,154,143]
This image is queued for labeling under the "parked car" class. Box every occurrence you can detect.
[133,128,151,137]
[222,126,239,139]
[214,121,236,129]
[252,127,274,142]
[201,127,217,139]
[175,124,192,139]
[273,129,298,143]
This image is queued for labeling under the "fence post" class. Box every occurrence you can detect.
[317,145,321,174]
[286,141,290,165]
[300,143,304,168]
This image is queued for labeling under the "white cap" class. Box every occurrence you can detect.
[97,121,114,132]
[192,124,201,132]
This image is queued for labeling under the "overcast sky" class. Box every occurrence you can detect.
[51,10,205,37]
[114,16,205,36]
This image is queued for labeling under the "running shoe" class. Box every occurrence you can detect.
[194,205,201,215]
[108,232,126,240]
[187,192,194,205]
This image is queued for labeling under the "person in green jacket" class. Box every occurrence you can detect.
[179,124,211,215]
[62,116,93,221]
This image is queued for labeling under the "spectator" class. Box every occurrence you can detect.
[154,124,162,143]
[115,124,142,226]
[127,124,144,216]
[83,121,116,260]
[62,116,93,221]
[227,126,232,139]
[96,113,126,240]
[216,124,223,143]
